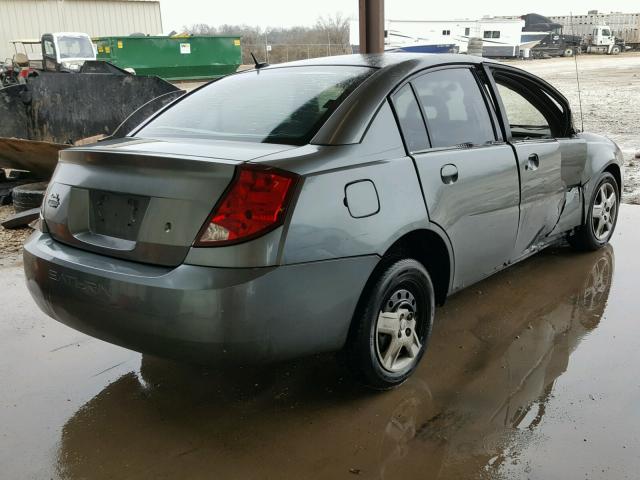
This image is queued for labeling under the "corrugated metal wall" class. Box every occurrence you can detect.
[0,0,162,61]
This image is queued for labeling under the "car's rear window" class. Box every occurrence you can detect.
[136,66,374,146]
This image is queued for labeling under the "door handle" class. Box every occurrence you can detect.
[526,153,540,171]
[440,164,458,184]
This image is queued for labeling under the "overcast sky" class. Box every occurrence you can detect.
[159,0,639,32]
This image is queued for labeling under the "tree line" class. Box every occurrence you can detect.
[183,14,352,64]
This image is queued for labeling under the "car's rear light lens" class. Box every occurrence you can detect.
[195,165,298,246]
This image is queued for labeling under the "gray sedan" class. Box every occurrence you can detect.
[24,53,623,389]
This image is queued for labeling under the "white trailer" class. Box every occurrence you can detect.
[385,17,525,57]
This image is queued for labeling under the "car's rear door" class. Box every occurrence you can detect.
[392,65,520,290]
[487,65,581,260]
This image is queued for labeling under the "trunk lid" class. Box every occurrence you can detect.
[43,138,296,266]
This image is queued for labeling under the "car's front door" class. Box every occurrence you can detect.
[392,66,520,290]
[488,66,570,260]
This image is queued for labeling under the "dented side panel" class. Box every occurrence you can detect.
[558,137,588,187]
[510,140,565,259]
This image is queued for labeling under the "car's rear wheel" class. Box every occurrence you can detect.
[347,258,435,390]
[570,172,619,251]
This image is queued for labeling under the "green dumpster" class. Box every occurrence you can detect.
[94,35,241,80]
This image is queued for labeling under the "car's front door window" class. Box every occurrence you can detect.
[496,83,552,139]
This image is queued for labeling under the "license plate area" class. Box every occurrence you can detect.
[89,190,149,241]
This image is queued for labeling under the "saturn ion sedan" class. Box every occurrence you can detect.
[24,53,623,389]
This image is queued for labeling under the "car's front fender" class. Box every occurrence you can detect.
[580,132,624,188]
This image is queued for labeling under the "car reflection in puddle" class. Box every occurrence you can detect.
[56,246,614,479]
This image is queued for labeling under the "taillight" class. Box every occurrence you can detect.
[195,165,298,246]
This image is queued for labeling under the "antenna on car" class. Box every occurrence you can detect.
[250,52,269,70]
[569,12,585,132]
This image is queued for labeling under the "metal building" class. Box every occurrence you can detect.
[0,0,162,61]
[550,11,640,47]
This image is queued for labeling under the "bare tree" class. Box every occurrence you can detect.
[315,13,350,45]
[182,13,353,64]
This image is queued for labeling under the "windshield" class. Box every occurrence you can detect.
[136,66,374,145]
[57,36,94,59]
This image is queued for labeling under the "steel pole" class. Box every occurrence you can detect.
[358,0,384,53]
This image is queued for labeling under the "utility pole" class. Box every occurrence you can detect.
[358,0,384,53]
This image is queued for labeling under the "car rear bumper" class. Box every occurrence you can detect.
[23,232,378,363]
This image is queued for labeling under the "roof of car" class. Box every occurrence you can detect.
[288,53,494,146]
[269,53,488,70]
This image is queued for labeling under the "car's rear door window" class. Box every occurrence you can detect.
[391,84,430,152]
[412,68,496,148]
[136,66,374,146]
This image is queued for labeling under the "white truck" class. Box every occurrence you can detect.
[8,32,96,74]
[39,32,97,71]
[583,26,624,54]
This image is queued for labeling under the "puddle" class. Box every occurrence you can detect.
[1,206,639,479]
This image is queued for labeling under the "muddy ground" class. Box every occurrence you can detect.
[2,205,639,479]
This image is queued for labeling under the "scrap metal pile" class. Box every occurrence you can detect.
[0,43,184,229]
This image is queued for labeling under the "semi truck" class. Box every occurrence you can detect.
[550,11,640,50]
[531,24,626,57]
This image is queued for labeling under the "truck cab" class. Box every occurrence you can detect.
[586,26,623,55]
[41,32,96,72]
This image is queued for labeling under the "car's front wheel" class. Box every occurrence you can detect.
[347,258,435,390]
[570,172,619,251]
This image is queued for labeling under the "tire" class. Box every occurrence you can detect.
[563,47,575,57]
[569,172,619,251]
[611,46,621,55]
[346,258,435,390]
[12,182,48,213]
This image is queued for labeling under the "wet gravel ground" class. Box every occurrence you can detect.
[1,205,639,479]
